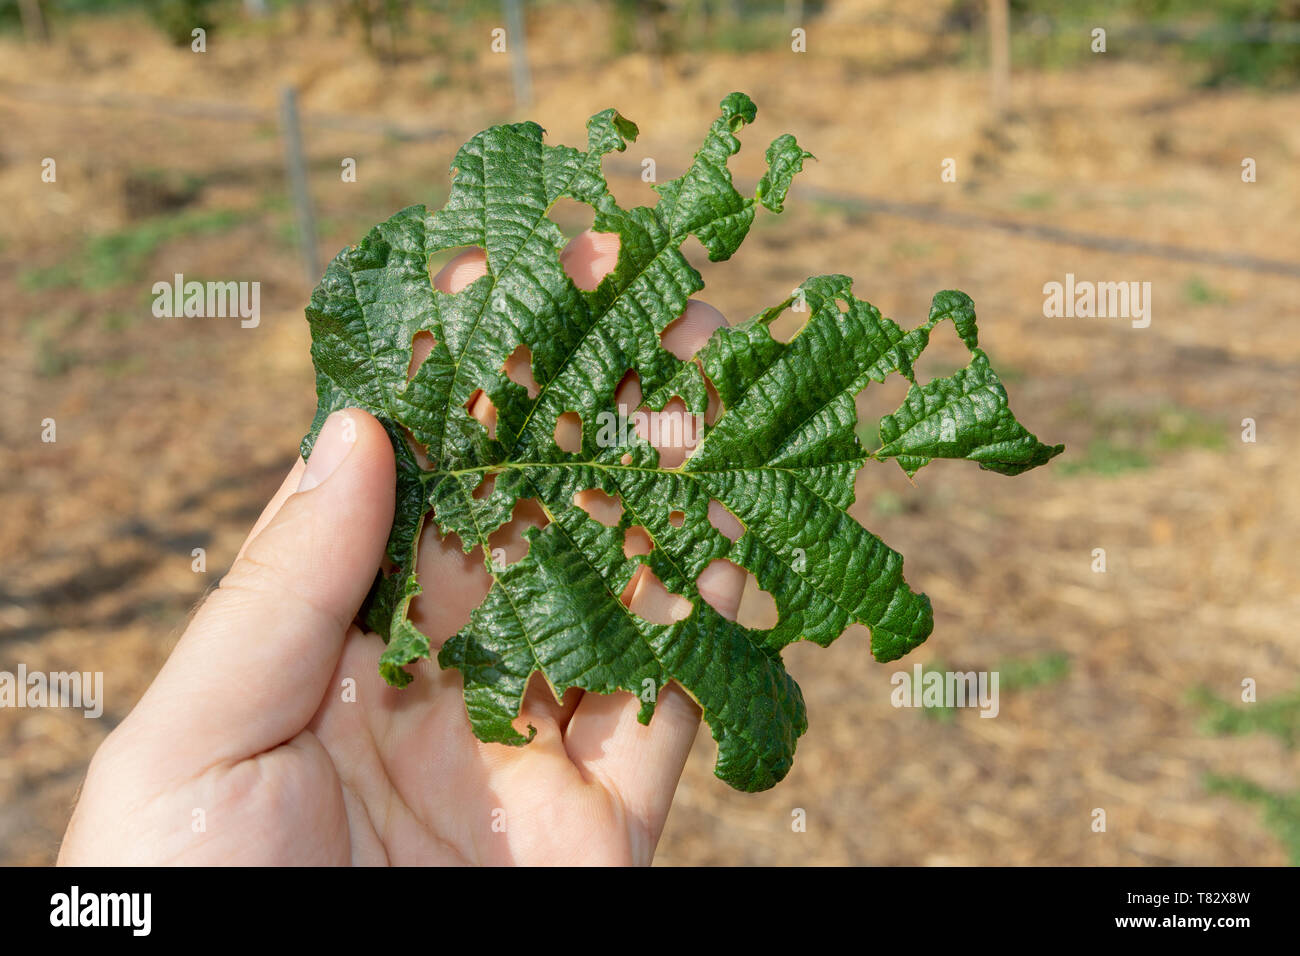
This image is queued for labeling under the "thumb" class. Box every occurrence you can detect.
[118,409,395,779]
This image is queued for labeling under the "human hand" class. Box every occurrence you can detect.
[59,232,744,866]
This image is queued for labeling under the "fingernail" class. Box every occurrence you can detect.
[298,411,357,492]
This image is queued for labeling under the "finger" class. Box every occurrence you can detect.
[564,298,748,849]
[235,459,306,562]
[660,299,727,362]
[434,234,616,439]
[432,248,490,296]
[416,238,619,731]
[418,235,740,766]
[113,409,396,782]
[414,245,508,654]
[577,298,735,600]
[560,229,620,291]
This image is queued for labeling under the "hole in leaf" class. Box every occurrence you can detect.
[408,528,491,641]
[907,324,967,388]
[854,376,912,451]
[503,343,540,398]
[660,301,726,360]
[697,557,768,626]
[466,388,498,440]
[615,369,642,413]
[574,488,622,527]
[623,525,653,557]
[836,298,851,313]
[668,510,685,528]
[707,499,744,541]
[554,411,582,453]
[703,372,722,426]
[548,196,595,239]
[618,167,660,209]
[430,246,488,294]
[407,330,436,381]
[471,473,495,500]
[624,565,692,625]
[768,301,809,344]
[561,230,620,291]
[620,453,633,466]
[644,397,703,469]
[680,234,710,272]
[487,497,548,567]
[734,562,780,630]
[402,427,432,470]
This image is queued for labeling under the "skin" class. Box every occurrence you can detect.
[59,231,745,866]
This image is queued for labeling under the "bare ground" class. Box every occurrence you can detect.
[1,2,1298,865]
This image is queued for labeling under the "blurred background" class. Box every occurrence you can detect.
[2,0,1298,866]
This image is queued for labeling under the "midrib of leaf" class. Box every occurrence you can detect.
[511,474,789,768]
[603,466,785,666]
[508,110,759,454]
[696,470,892,642]
[869,379,1016,462]
[443,459,869,481]
[456,477,553,706]
[701,372,868,472]
[686,306,907,472]
[302,93,1063,792]
[513,472,675,690]
[439,135,601,461]
[335,265,400,422]
[662,111,743,240]
[867,383,1000,443]
[450,454,881,654]
[505,229,691,457]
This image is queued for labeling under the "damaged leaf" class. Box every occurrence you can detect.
[301,93,1061,791]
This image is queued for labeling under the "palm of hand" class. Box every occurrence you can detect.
[60,235,743,866]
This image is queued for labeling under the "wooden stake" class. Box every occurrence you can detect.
[279,86,320,288]
[503,0,533,109]
[988,0,1010,119]
[18,0,49,43]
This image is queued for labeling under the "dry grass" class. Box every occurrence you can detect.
[1,2,1297,865]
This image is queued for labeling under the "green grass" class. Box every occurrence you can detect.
[870,490,905,517]
[911,652,1070,723]
[1060,438,1152,476]
[998,651,1071,692]
[1060,402,1226,476]
[994,1,1300,87]
[1014,191,1056,211]
[1153,408,1227,452]
[1203,775,1300,865]
[1182,276,1231,305]
[914,659,957,724]
[21,208,247,293]
[25,312,82,378]
[102,354,148,378]
[889,238,937,259]
[1191,685,1300,749]
[1195,684,1300,864]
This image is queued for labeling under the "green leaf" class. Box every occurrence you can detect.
[301,93,1062,792]
[872,291,1064,478]
[756,135,814,213]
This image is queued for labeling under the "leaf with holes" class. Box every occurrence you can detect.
[300,92,1063,792]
